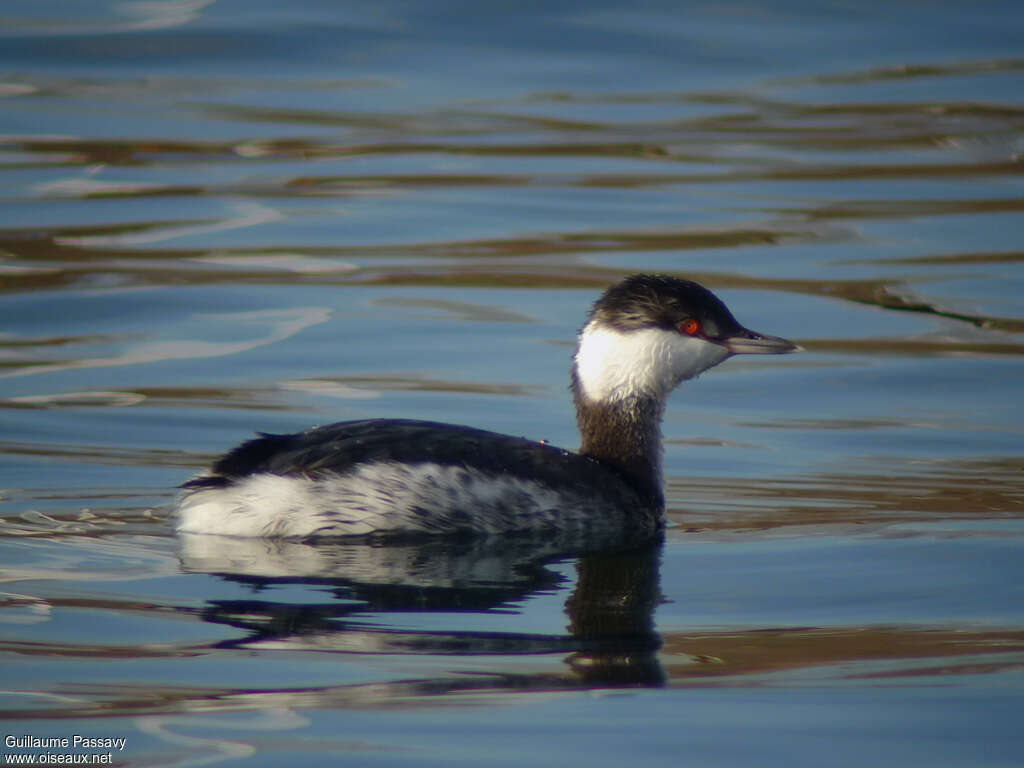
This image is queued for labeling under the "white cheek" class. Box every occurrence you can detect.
[574,324,729,402]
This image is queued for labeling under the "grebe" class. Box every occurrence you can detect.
[177,274,798,538]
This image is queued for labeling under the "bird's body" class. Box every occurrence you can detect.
[179,419,657,538]
[177,274,797,538]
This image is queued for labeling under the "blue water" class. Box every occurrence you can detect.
[1,1,1023,766]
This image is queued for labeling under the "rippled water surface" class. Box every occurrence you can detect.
[2,2,1023,766]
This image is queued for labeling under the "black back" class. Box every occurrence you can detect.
[184,418,655,508]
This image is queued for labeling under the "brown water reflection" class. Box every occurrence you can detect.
[3,236,1023,337]
[2,625,1021,721]
[668,457,1024,530]
[661,626,1024,683]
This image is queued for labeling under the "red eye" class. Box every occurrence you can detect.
[680,318,701,336]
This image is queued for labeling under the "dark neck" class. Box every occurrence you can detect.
[572,387,665,509]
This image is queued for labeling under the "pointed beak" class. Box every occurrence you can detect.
[719,329,801,355]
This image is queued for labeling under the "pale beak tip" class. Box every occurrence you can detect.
[721,332,801,355]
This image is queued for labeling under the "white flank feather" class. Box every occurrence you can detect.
[176,462,603,538]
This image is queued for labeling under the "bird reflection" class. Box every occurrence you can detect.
[178,529,665,688]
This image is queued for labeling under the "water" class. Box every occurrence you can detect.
[2,1,1023,765]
